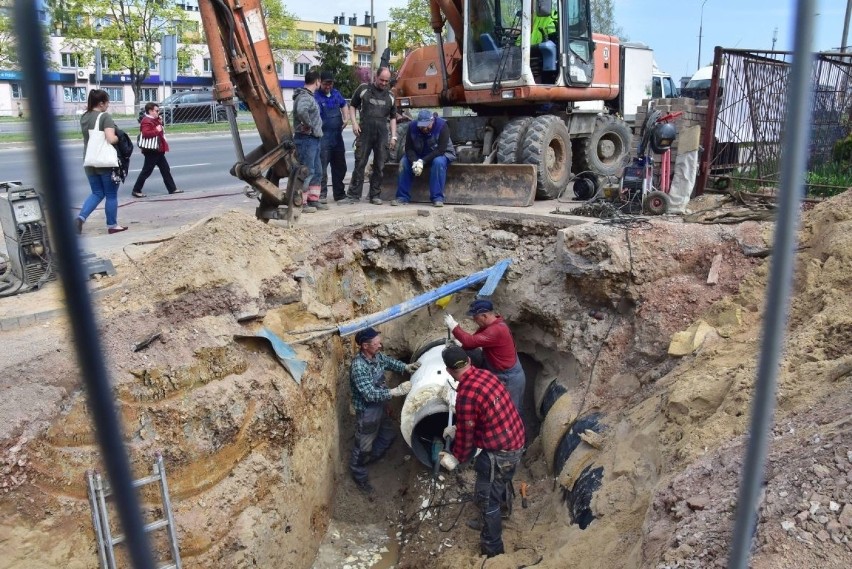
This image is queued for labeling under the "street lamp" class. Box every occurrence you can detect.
[698,0,709,69]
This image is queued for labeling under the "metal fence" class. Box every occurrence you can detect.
[698,47,852,196]
[136,102,230,125]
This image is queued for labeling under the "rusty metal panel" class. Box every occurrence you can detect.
[379,163,537,206]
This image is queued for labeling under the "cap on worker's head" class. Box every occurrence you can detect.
[416,109,434,127]
[354,327,380,345]
[442,345,469,370]
[466,299,494,316]
[320,70,334,82]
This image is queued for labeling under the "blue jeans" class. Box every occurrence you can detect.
[294,135,322,189]
[80,171,119,227]
[396,155,449,203]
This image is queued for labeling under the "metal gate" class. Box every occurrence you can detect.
[697,47,852,196]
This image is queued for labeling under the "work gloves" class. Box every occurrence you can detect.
[438,451,459,471]
[443,425,456,440]
[404,362,422,374]
[443,313,458,332]
[412,159,424,177]
[389,381,412,397]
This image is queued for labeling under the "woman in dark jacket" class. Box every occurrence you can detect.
[131,102,181,197]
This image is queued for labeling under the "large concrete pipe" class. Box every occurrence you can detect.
[400,340,455,467]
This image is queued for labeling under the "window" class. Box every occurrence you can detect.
[11,83,25,99]
[316,32,327,44]
[357,53,372,67]
[104,87,123,102]
[63,86,87,102]
[355,35,370,47]
[203,58,211,73]
[60,52,81,68]
[294,62,310,76]
[297,30,312,42]
[147,57,158,71]
[275,61,284,75]
[140,88,158,103]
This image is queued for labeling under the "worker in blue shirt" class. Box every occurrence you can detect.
[392,109,457,207]
[315,70,352,204]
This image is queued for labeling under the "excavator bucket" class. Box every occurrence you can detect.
[380,163,538,207]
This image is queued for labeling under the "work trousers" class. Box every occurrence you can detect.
[132,151,176,194]
[348,120,388,200]
[320,130,348,202]
[473,448,522,557]
[396,155,449,203]
[490,359,526,417]
[349,404,396,484]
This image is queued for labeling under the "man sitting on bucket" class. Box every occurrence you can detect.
[392,109,456,208]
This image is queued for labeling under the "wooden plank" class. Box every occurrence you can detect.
[707,253,723,285]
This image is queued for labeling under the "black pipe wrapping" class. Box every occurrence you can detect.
[562,465,604,530]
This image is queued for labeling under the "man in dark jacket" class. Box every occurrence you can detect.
[392,109,456,207]
[315,70,351,204]
[293,70,325,212]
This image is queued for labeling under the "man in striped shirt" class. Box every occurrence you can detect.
[348,327,419,494]
[438,344,525,558]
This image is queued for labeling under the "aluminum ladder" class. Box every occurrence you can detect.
[86,452,182,569]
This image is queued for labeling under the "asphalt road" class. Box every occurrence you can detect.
[0,130,358,204]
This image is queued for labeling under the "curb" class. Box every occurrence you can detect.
[0,285,114,332]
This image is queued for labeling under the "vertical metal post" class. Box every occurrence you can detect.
[156,453,183,569]
[727,1,816,567]
[695,46,723,196]
[843,0,852,52]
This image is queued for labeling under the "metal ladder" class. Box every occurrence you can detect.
[86,452,182,569]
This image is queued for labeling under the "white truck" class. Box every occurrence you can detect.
[619,42,679,122]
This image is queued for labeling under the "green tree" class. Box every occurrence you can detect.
[591,0,626,39]
[47,0,194,106]
[0,10,16,69]
[388,0,435,56]
[314,29,358,98]
[263,0,310,61]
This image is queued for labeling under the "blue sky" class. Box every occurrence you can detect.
[290,0,849,81]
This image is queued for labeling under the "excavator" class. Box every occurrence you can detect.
[383,0,634,205]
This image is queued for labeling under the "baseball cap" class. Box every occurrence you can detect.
[320,70,334,82]
[354,327,380,345]
[442,345,469,370]
[416,109,434,127]
[466,299,494,316]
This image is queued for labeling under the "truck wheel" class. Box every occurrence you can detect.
[522,115,572,200]
[496,117,532,164]
[576,115,632,176]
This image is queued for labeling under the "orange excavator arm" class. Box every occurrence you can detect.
[199,0,306,223]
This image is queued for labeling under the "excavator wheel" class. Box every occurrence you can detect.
[575,115,632,177]
[522,115,572,200]
[496,117,533,165]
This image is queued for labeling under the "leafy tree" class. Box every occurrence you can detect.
[591,0,626,39]
[263,0,310,61]
[388,0,435,56]
[0,10,16,69]
[314,29,358,98]
[47,0,194,106]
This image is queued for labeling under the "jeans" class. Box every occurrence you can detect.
[80,171,120,227]
[348,120,387,200]
[490,359,526,417]
[132,151,176,194]
[320,130,347,201]
[396,155,449,203]
[295,134,322,202]
[473,448,522,557]
[349,404,396,484]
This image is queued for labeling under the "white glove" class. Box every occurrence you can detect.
[439,451,459,471]
[443,313,458,331]
[412,159,424,176]
[443,425,456,440]
[388,381,412,397]
[404,362,421,374]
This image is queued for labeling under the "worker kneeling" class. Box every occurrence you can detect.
[393,109,456,208]
[438,345,525,559]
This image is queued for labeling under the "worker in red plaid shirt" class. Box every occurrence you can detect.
[437,344,525,559]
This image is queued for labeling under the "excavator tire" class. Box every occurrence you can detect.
[496,117,533,164]
[575,115,632,177]
[522,115,572,200]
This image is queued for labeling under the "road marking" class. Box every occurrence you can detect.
[129,162,210,173]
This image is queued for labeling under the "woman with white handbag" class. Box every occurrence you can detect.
[76,89,127,235]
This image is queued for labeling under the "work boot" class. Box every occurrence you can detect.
[354,479,374,494]
[314,201,329,211]
[319,197,328,204]
[341,197,358,205]
[370,197,383,205]
[432,201,444,208]
[466,518,482,531]
[302,205,317,214]
[390,199,408,206]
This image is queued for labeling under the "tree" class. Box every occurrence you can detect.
[388,0,435,56]
[590,0,626,39]
[263,0,310,62]
[47,0,194,106]
[0,11,16,69]
[314,29,358,98]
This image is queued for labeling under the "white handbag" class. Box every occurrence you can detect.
[83,112,119,168]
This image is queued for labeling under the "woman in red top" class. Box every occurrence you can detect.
[131,102,182,197]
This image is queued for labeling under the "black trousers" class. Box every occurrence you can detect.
[133,151,177,194]
[347,120,387,200]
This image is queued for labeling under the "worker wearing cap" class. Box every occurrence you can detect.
[349,327,420,494]
[438,345,524,559]
[444,299,526,413]
[392,109,457,208]
[315,70,351,204]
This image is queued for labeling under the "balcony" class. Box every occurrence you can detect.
[353,44,372,53]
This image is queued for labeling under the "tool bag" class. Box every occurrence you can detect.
[83,112,119,168]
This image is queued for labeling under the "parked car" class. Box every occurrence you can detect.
[137,90,232,124]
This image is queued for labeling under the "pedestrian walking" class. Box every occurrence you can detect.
[131,102,182,197]
[293,70,325,213]
[438,344,525,559]
[393,109,456,207]
[344,67,398,205]
[315,70,351,204]
[75,89,127,235]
